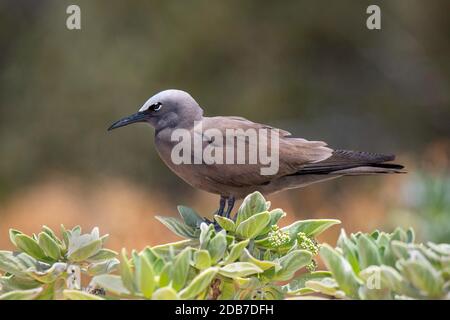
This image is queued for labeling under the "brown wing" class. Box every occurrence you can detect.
[192,116,333,187]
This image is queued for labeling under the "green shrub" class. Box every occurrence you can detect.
[1,191,448,300]
[0,225,118,300]
[392,172,450,243]
[291,227,450,299]
[89,192,339,300]
[0,192,340,300]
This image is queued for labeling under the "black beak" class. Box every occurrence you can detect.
[108,112,149,131]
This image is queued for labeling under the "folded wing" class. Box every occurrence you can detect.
[196,116,333,187]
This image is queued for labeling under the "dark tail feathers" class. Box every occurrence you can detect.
[295,150,405,175]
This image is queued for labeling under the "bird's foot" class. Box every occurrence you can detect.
[202,216,222,231]
[203,217,213,224]
[203,196,236,231]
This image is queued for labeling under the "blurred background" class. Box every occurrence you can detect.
[0,0,449,251]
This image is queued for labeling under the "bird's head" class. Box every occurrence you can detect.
[108,89,203,132]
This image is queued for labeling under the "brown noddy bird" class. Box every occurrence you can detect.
[108,89,404,218]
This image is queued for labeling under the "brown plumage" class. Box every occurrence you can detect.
[109,89,405,217]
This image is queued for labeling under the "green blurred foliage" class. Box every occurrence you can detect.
[391,172,450,243]
[0,0,449,199]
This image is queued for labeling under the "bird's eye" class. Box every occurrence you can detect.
[152,102,162,112]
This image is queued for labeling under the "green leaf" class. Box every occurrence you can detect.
[14,234,48,261]
[219,278,236,300]
[0,275,41,291]
[87,248,118,262]
[0,287,43,300]
[131,250,140,287]
[199,223,214,249]
[370,230,380,240]
[9,229,22,247]
[0,251,29,277]
[236,191,268,225]
[274,250,312,281]
[72,225,82,236]
[193,250,211,270]
[100,234,109,245]
[152,239,199,257]
[159,262,173,287]
[87,258,119,276]
[357,234,381,268]
[156,216,200,239]
[263,249,274,261]
[319,244,362,298]
[359,265,404,293]
[61,225,70,250]
[119,249,136,294]
[358,284,391,300]
[91,227,100,238]
[351,232,362,243]
[285,287,317,296]
[141,246,160,263]
[208,231,227,263]
[152,286,179,300]
[35,282,58,300]
[172,248,192,291]
[406,228,415,243]
[427,242,450,256]
[63,289,104,300]
[139,254,155,298]
[214,215,236,232]
[416,245,441,266]
[284,271,332,294]
[257,285,285,300]
[42,226,60,244]
[26,262,67,283]
[224,239,250,264]
[16,251,41,268]
[305,277,345,298]
[236,211,271,239]
[38,232,61,261]
[399,259,444,298]
[225,234,234,245]
[67,239,102,262]
[259,209,286,235]
[390,241,410,260]
[337,229,360,274]
[92,274,130,296]
[219,262,263,278]
[179,267,219,299]
[381,244,397,268]
[234,276,260,289]
[178,205,204,228]
[376,232,390,248]
[240,249,279,271]
[254,237,278,250]
[391,227,407,242]
[282,219,340,238]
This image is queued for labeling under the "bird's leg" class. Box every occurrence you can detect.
[204,196,228,227]
[217,195,227,216]
[224,196,235,219]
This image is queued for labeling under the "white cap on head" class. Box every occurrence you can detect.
[139,89,196,112]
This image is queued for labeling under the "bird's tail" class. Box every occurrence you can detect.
[331,163,405,175]
[295,150,406,176]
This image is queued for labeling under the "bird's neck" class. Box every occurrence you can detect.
[155,127,174,144]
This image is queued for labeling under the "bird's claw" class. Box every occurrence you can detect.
[202,216,222,231]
